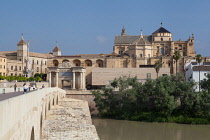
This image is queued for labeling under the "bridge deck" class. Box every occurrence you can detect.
[0,91,32,101]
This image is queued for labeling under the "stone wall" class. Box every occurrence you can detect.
[92,67,170,85]
[66,90,98,115]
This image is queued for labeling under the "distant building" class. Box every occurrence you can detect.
[185,60,210,91]
[0,55,7,76]
[2,24,209,89]
[0,35,52,77]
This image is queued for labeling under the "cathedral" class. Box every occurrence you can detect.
[1,24,207,89]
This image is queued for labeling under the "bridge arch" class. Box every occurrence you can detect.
[30,126,35,140]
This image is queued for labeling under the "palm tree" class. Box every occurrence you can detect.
[154,61,162,78]
[195,54,203,92]
[173,51,181,75]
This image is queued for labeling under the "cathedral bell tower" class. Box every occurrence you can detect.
[17,34,28,62]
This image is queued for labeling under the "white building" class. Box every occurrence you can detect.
[185,60,210,92]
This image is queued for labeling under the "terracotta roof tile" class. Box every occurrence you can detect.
[17,40,27,45]
[193,66,210,71]
[53,46,61,52]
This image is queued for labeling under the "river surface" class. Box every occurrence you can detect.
[92,118,210,140]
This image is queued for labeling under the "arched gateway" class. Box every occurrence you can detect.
[48,62,86,90]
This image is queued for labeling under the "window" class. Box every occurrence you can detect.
[15,66,17,71]
[37,60,39,65]
[204,73,207,76]
[169,38,171,41]
[148,54,150,58]
[4,59,5,62]
[161,48,164,55]
[11,66,13,70]
[4,65,5,69]
[162,74,167,76]
[140,54,143,58]
[45,61,47,65]
[11,73,13,76]
[37,67,39,72]
[0,65,2,69]
[147,73,151,79]
[132,54,134,58]
[119,51,123,55]
[19,66,21,71]
[161,38,163,41]
[0,58,2,62]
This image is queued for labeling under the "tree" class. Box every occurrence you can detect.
[154,61,162,78]
[201,73,210,94]
[173,51,181,75]
[195,54,203,92]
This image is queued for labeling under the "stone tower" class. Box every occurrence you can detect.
[52,43,61,56]
[17,34,28,61]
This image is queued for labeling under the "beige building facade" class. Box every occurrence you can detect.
[2,24,208,88]
[0,35,52,77]
[0,56,7,76]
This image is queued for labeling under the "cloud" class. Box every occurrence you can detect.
[96,35,108,43]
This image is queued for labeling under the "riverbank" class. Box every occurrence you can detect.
[97,112,210,125]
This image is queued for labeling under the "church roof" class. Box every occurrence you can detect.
[114,35,152,44]
[52,45,61,52]
[17,40,27,45]
[132,37,151,45]
[153,27,171,34]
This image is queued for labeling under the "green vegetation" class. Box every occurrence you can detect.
[0,73,46,82]
[93,74,210,124]
[173,51,181,75]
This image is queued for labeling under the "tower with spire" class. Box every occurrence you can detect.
[17,34,28,62]
[52,42,61,56]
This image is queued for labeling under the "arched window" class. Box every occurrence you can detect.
[161,38,163,41]
[53,60,59,66]
[96,59,103,67]
[85,60,92,67]
[73,59,81,66]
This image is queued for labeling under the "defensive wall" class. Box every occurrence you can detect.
[0,87,99,140]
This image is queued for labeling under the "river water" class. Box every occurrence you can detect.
[92,118,210,140]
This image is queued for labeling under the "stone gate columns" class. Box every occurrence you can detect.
[56,71,59,87]
[49,72,51,87]
[79,72,86,90]
[72,72,75,89]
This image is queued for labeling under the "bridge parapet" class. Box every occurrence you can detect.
[0,87,65,140]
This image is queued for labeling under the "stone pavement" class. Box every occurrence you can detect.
[42,98,100,140]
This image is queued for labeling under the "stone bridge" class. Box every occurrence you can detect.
[0,88,99,140]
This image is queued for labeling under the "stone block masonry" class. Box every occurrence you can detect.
[42,98,100,140]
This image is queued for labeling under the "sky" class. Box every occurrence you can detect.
[0,0,210,56]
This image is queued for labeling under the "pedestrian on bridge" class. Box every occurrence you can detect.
[14,84,17,92]
[23,84,28,94]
